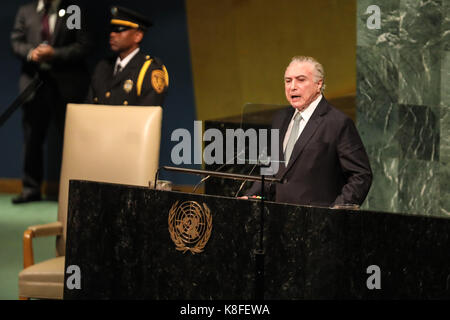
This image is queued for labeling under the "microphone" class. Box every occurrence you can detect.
[152,166,163,189]
[234,162,258,197]
[234,147,269,198]
[192,174,211,193]
[191,148,247,193]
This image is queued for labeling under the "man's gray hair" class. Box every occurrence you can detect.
[289,56,326,93]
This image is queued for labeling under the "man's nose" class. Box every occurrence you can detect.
[289,80,297,90]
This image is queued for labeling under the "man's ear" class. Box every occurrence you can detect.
[317,79,323,92]
[134,30,144,44]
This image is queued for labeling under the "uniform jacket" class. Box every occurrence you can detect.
[87,51,168,107]
[246,97,373,207]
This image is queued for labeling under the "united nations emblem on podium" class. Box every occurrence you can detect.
[168,201,212,254]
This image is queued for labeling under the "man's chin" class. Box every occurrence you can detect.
[290,102,306,110]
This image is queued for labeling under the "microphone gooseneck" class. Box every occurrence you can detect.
[191,148,247,193]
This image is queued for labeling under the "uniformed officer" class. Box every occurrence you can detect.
[87,6,168,106]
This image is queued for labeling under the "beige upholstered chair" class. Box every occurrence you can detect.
[18,104,162,300]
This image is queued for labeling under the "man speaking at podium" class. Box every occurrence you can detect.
[244,56,372,208]
[87,6,169,107]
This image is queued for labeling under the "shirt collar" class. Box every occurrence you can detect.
[37,0,61,14]
[115,48,140,69]
[293,94,323,123]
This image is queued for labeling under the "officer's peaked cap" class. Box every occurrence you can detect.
[110,6,153,30]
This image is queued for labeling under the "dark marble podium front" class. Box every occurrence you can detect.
[64,180,450,299]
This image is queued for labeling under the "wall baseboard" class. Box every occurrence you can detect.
[0,179,22,194]
[0,178,59,197]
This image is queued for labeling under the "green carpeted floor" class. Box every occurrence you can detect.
[0,193,57,300]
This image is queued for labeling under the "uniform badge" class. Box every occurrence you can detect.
[151,70,166,94]
[168,201,212,254]
[123,79,133,94]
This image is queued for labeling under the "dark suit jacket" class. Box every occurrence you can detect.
[10,0,92,102]
[86,52,168,107]
[246,97,372,207]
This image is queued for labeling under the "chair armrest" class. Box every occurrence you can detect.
[28,222,63,238]
[23,222,63,269]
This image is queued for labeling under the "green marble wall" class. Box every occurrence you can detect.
[357,0,449,217]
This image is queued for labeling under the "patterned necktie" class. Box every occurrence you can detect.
[41,2,51,42]
[284,112,302,165]
[114,63,122,76]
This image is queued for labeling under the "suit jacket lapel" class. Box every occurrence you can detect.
[273,107,294,179]
[51,14,63,45]
[49,0,66,45]
[278,107,294,162]
[30,2,43,45]
[282,97,329,176]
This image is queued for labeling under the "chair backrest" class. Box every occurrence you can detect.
[56,104,163,256]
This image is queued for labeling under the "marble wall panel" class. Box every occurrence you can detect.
[399,0,442,48]
[441,52,450,107]
[357,0,447,217]
[439,163,450,216]
[440,106,450,216]
[443,0,450,51]
[441,107,450,162]
[361,157,399,213]
[398,47,441,107]
[357,0,400,48]
[398,105,440,161]
[398,159,440,216]
[357,46,399,159]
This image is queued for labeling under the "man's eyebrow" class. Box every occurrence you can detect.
[284,74,308,79]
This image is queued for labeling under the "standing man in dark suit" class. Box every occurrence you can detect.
[10,0,92,203]
[245,56,372,207]
[86,6,169,107]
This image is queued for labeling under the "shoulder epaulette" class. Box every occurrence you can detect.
[137,56,153,96]
[137,55,169,95]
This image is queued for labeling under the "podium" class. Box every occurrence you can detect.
[64,180,450,299]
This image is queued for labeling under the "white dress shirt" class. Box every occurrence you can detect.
[114,48,140,75]
[283,94,323,152]
[27,0,61,62]
[37,0,61,36]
